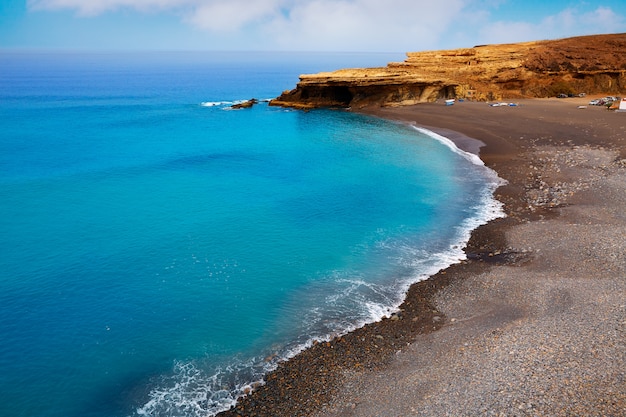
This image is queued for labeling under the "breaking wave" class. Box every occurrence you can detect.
[200,99,272,109]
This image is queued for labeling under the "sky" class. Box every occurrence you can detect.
[1,0,625,52]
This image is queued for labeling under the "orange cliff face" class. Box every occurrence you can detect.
[270,33,626,109]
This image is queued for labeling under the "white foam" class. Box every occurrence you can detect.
[200,101,233,107]
[200,98,272,108]
[412,126,486,167]
[412,125,507,243]
[136,360,267,417]
[363,300,396,322]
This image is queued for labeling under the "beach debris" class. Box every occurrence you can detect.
[489,102,518,107]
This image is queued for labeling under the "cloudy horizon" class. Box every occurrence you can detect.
[2,1,625,52]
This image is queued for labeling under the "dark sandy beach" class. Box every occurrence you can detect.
[219,98,626,417]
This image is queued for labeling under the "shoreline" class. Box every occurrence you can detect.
[218,98,626,416]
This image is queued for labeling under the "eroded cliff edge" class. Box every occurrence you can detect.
[270,33,626,109]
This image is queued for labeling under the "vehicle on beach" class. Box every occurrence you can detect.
[589,96,620,106]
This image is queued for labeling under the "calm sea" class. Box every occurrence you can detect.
[0,51,503,417]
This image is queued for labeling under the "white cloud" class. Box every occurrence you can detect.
[25,1,626,51]
[187,0,282,32]
[542,6,626,35]
[27,0,467,45]
[28,0,194,16]
[477,20,539,45]
[580,6,625,32]
[265,0,467,51]
[466,5,625,48]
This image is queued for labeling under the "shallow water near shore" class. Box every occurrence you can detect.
[0,51,503,417]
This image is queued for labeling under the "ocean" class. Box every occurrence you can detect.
[0,51,504,417]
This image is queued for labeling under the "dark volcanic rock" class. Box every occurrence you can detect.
[231,98,258,109]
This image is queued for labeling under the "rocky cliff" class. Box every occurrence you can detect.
[270,33,626,109]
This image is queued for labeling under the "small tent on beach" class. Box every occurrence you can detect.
[619,98,626,111]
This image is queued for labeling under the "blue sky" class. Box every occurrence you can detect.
[1,0,625,52]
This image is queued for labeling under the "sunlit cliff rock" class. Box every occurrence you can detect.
[270,33,626,109]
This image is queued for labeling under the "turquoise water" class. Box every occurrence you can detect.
[0,51,503,417]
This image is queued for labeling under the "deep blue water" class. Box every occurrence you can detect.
[0,51,503,417]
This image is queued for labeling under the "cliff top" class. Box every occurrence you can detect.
[272,33,626,108]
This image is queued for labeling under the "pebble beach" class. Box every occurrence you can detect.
[219,98,626,417]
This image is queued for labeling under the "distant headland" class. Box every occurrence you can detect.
[270,33,626,109]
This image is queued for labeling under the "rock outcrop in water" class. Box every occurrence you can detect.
[231,98,258,109]
[270,33,626,109]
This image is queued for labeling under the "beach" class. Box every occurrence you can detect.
[218,98,626,417]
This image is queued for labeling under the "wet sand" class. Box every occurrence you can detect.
[219,98,626,416]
